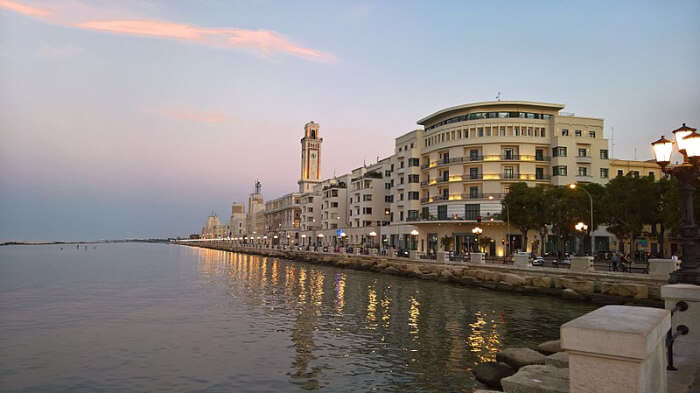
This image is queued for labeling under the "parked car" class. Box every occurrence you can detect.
[532,257,544,266]
[396,249,409,257]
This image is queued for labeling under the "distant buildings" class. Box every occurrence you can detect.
[202,100,672,256]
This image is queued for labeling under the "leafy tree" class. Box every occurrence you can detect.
[440,235,453,252]
[601,175,656,256]
[477,236,493,252]
[502,182,540,253]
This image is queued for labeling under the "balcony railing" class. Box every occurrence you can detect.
[406,215,485,223]
[576,155,592,163]
[420,192,504,204]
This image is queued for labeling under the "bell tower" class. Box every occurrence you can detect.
[298,121,322,193]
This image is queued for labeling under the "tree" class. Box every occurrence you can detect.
[503,182,540,253]
[601,175,656,257]
[477,236,493,253]
[440,235,453,252]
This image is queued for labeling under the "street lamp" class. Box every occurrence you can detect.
[410,229,419,251]
[569,183,594,255]
[368,231,377,249]
[575,222,588,256]
[651,124,700,284]
[490,195,510,256]
[472,226,483,252]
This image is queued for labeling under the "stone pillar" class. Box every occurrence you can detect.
[513,252,531,267]
[409,250,418,260]
[561,305,671,393]
[437,251,448,263]
[662,284,700,346]
[649,259,681,280]
[354,248,360,255]
[370,248,378,256]
[571,256,594,272]
[470,253,485,264]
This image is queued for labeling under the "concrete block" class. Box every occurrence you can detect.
[471,252,485,264]
[561,305,670,393]
[649,259,680,280]
[514,252,531,268]
[662,283,700,346]
[437,251,448,263]
[570,256,594,272]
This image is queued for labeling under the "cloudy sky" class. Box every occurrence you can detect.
[1,0,699,241]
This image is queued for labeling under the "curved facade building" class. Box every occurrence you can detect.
[414,101,609,255]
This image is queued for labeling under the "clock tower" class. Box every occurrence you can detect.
[298,121,323,193]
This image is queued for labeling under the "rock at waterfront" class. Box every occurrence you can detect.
[600,282,649,299]
[536,340,561,355]
[500,272,528,286]
[561,288,585,300]
[544,352,568,368]
[496,348,546,369]
[559,278,594,294]
[475,390,505,393]
[530,276,553,288]
[501,365,569,393]
[472,362,515,389]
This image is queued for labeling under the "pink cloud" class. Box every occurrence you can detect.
[0,0,51,18]
[75,19,335,62]
[1,1,334,62]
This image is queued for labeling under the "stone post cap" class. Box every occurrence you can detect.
[661,283,700,301]
[561,305,670,360]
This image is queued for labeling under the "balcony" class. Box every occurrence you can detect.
[576,155,592,163]
[420,192,504,204]
[421,155,485,170]
[459,192,506,201]
[406,215,485,223]
[575,174,593,182]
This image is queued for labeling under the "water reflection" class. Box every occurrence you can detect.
[192,248,594,392]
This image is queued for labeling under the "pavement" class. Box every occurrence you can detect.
[668,337,700,393]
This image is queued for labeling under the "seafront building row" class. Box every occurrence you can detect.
[201,100,667,257]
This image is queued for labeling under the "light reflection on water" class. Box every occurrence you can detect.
[0,244,596,393]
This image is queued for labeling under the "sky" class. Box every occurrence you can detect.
[1,0,699,241]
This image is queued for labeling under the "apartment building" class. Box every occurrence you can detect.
[264,192,301,244]
[413,101,610,255]
[229,202,246,235]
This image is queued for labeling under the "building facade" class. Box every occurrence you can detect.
[229,202,246,236]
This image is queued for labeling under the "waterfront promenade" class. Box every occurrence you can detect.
[177,240,668,306]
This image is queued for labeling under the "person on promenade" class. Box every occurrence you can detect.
[611,252,620,272]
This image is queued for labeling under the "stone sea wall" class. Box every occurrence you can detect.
[179,241,666,307]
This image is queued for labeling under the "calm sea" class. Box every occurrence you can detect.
[0,243,595,392]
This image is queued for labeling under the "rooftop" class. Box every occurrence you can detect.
[417,100,566,126]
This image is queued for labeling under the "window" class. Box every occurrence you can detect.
[589,130,596,138]
[536,167,545,180]
[503,148,514,160]
[421,207,429,219]
[331,202,339,207]
[600,168,609,178]
[553,166,568,176]
[442,170,449,181]
[399,192,404,201]
[399,211,404,221]
[437,205,448,220]
[385,182,391,190]
[575,129,582,137]
[578,167,587,176]
[541,128,546,137]
[514,127,521,136]
[561,129,569,136]
[631,171,640,178]
[408,210,418,220]
[600,149,608,159]
[363,207,373,214]
[331,190,338,197]
[648,172,655,180]
[385,195,393,203]
[408,174,419,183]
[363,194,372,201]
[465,204,479,220]
[617,169,623,177]
[535,149,544,161]
[400,160,404,169]
[400,176,404,185]
[478,128,484,137]
[469,186,479,198]
[469,167,480,179]
[578,148,587,157]
[469,149,480,161]
[408,158,419,167]
[408,191,419,200]
[442,188,449,199]
[553,146,567,157]
[504,166,515,179]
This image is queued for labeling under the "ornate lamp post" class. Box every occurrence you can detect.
[569,183,594,255]
[410,229,419,251]
[575,222,589,256]
[472,226,483,252]
[651,123,700,284]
